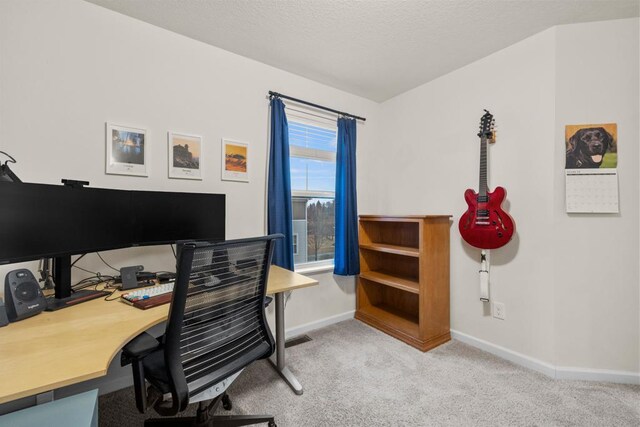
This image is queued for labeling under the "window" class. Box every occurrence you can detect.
[292,233,299,255]
[288,117,337,266]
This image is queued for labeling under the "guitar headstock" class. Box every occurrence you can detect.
[477,109,495,141]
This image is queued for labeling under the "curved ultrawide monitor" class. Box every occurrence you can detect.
[0,182,225,264]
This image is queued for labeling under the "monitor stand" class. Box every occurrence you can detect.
[46,289,110,311]
[45,255,109,311]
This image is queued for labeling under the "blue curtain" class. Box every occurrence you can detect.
[267,97,294,270]
[334,117,359,275]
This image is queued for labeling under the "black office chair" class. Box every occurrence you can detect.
[122,235,282,426]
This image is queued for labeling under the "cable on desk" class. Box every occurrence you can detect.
[72,274,115,291]
[70,254,86,267]
[71,257,116,286]
[96,252,120,273]
[68,274,119,300]
[73,264,99,276]
[70,253,119,281]
[104,288,120,301]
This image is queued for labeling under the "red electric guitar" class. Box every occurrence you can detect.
[459,110,515,249]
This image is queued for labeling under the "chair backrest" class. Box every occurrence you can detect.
[163,235,280,412]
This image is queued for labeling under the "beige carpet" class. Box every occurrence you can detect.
[99,320,640,426]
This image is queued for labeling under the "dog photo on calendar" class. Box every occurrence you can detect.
[565,123,617,169]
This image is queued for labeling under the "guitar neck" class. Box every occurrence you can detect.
[478,136,488,199]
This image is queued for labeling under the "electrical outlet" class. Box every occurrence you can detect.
[493,302,506,320]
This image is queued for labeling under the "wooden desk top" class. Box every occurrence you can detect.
[0,266,316,404]
[266,265,318,294]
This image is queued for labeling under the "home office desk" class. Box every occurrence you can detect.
[0,266,317,404]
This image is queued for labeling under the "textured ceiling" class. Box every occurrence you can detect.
[85,0,639,102]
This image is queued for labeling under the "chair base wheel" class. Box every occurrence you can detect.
[268,422,277,427]
[222,394,232,411]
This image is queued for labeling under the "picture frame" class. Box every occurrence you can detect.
[106,123,148,177]
[221,139,249,182]
[168,132,203,180]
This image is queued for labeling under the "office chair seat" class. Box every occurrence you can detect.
[141,339,272,397]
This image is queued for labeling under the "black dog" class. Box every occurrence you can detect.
[566,127,613,168]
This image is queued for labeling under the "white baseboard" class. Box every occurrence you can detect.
[285,310,355,339]
[451,329,639,385]
[450,329,557,378]
[555,366,640,385]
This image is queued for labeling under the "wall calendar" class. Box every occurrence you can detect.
[564,123,619,214]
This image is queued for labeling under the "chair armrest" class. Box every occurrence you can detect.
[121,332,162,414]
[121,332,160,366]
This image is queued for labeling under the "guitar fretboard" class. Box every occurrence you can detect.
[479,137,488,198]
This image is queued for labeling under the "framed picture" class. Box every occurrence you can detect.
[221,139,249,182]
[168,132,202,180]
[106,123,148,176]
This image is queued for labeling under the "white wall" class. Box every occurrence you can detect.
[553,19,639,373]
[367,19,639,376]
[0,0,378,333]
[374,28,558,364]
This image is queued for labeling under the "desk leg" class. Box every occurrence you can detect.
[268,292,303,395]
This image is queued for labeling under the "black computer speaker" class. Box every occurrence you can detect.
[4,269,46,322]
[0,299,8,327]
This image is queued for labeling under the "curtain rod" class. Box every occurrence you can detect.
[268,91,366,122]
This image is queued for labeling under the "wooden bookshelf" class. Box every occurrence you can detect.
[356,215,451,352]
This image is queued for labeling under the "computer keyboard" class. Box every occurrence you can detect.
[121,282,174,310]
